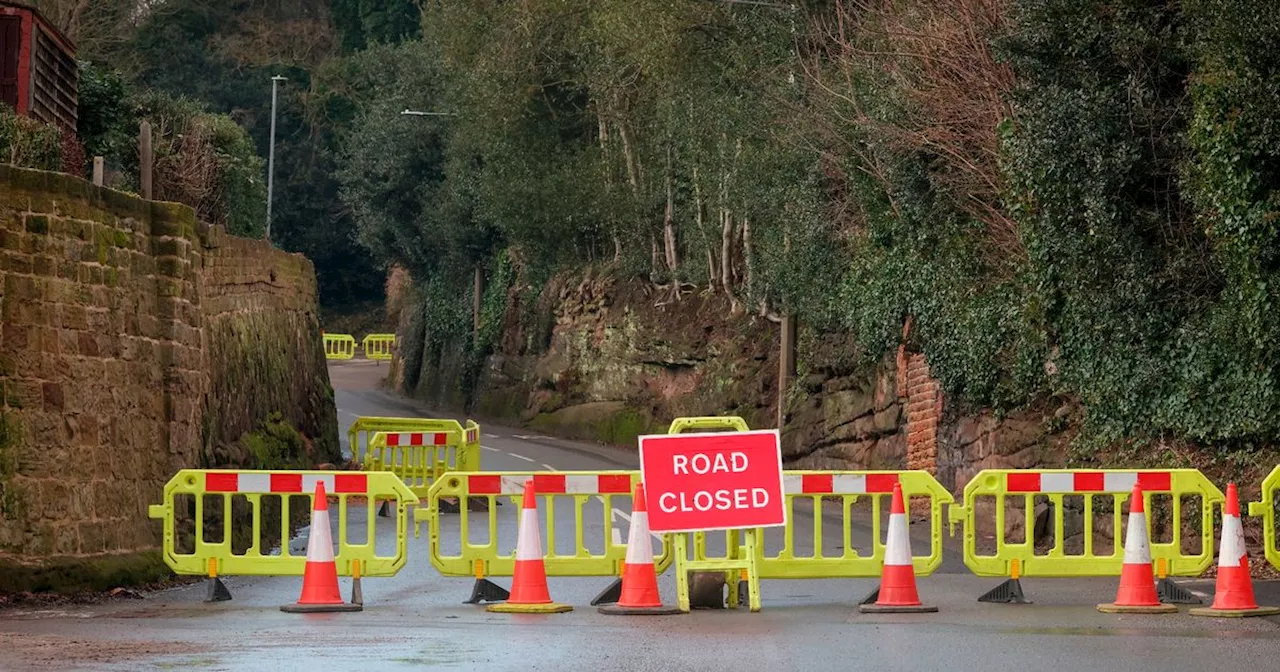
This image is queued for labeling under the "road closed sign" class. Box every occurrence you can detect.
[638,430,786,533]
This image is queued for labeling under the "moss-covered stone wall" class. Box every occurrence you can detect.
[0,165,338,591]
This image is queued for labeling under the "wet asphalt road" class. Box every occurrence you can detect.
[2,360,1280,671]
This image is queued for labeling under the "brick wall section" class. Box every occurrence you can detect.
[901,353,942,473]
[0,165,337,575]
[896,316,943,475]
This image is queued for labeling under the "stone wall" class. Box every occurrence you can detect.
[0,165,338,591]
[400,269,1073,493]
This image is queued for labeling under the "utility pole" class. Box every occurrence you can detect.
[266,75,287,241]
[139,121,152,199]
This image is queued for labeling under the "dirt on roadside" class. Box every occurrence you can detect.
[0,632,210,670]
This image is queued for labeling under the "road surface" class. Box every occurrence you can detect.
[1,360,1278,671]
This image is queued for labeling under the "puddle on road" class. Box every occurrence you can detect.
[1000,625,1280,639]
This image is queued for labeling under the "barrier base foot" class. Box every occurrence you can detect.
[737,580,749,608]
[463,578,510,605]
[590,578,622,606]
[377,500,391,518]
[859,603,938,614]
[280,602,363,613]
[978,579,1031,604]
[486,602,573,614]
[858,586,880,605]
[1157,578,1201,604]
[204,577,232,603]
[598,604,684,615]
[1189,605,1280,618]
[350,578,364,606]
[1097,602,1178,614]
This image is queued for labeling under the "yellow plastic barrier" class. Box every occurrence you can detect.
[419,470,671,603]
[362,334,396,360]
[364,424,481,498]
[1247,465,1280,571]
[667,416,750,434]
[147,469,419,600]
[323,333,357,360]
[951,468,1222,602]
[347,416,480,465]
[661,416,764,612]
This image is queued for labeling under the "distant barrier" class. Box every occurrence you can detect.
[323,333,357,360]
[362,334,396,361]
[347,416,480,466]
[148,469,418,600]
[365,424,481,499]
[1248,465,1280,571]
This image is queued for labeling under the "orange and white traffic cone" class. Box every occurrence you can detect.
[599,484,681,615]
[1098,483,1177,613]
[281,481,362,613]
[1190,483,1280,618]
[859,482,937,613]
[486,479,572,614]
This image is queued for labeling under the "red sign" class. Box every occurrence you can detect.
[639,430,786,533]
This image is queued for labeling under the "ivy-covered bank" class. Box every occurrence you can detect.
[365,1,1280,475]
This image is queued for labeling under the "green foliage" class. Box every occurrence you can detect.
[130,90,268,236]
[122,0,386,307]
[0,412,21,518]
[0,108,63,171]
[331,0,421,52]
[68,0,1280,455]
[239,412,309,470]
[77,63,135,167]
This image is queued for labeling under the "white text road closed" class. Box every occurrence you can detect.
[638,430,786,533]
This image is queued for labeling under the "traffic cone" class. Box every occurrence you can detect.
[859,482,937,613]
[599,484,681,615]
[1098,483,1177,613]
[281,481,362,613]
[1190,483,1280,618]
[486,480,572,614]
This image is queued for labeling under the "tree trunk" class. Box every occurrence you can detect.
[693,166,716,290]
[650,234,661,283]
[721,208,738,311]
[664,146,678,274]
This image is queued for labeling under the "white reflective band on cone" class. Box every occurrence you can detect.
[306,509,335,562]
[624,511,654,565]
[1219,514,1246,568]
[1122,511,1151,564]
[884,512,913,566]
[515,507,544,561]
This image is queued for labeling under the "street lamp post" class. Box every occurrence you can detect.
[266,75,287,241]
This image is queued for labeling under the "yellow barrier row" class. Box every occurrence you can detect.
[148,469,419,600]
[323,333,357,360]
[362,334,396,360]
